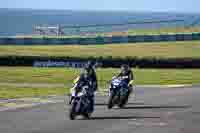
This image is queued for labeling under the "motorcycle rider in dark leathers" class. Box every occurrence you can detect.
[116,64,134,96]
[70,61,97,113]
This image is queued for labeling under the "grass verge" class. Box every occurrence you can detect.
[0,85,69,99]
[0,41,200,59]
[0,67,199,99]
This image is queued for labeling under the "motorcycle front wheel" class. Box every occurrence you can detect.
[118,93,129,108]
[69,102,76,120]
[107,92,116,109]
[83,112,91,120]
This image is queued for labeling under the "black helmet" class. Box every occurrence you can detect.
[86,60,94,69]
[121,64,129,74]
[84,65,90,72]
[82,65,90,78]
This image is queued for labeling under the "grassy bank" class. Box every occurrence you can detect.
[0,67,199,98]
[0,85,68,99]
[0,41,200,59]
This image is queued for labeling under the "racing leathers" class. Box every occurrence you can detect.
[116,69,134,94]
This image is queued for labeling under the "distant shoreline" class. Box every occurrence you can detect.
[0,8,196,36]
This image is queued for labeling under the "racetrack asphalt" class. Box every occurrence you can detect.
[0,86,200,133]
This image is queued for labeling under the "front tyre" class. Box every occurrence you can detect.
[107,93,115,109]
[69,102,76,120]
[118,92,129,108]
[83,113,91,120]
[118,96,126,108]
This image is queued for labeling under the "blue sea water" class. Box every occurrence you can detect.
[0,8,200,36]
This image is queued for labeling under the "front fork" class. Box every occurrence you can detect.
[69,96,74,104]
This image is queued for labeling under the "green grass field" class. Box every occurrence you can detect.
[0,40,200,98]
[0,85,68,99]
[0,67,199,98]
[0,41,200,59]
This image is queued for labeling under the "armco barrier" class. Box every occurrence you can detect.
[103,37,112,44]
[0,38,5,44]
[0,56,200,68]
[128,36,136,42]
[168,34,177,41]
[160,35,170,41]
[111,36,128,43]
[143,35,154,42]
[175,34,184,41]
[1,33,200,45]
[152,35,162,42]
[134,35,145,42]
[33,61,86,68]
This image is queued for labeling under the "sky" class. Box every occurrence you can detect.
[1,0,199,13]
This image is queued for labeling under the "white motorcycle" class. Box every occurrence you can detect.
[69,77,93,120]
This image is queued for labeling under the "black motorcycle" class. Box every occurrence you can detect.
[107,77,129,109]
